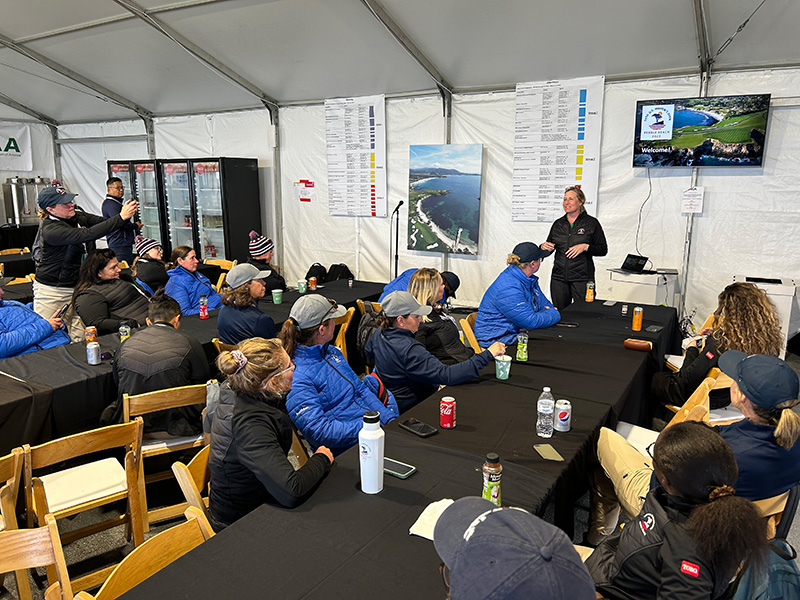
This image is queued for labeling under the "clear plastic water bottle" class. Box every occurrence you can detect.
[536,387,555,438]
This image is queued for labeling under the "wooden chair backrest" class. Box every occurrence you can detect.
[24,419,142,471]
[214,272,227,293]
[204,258,236,271]
[211,337,236,354]
[666,377,714,428]
[333,307,355,362]
[0,248,27,255]
[171,446,210,518]
[0,515,73,599]
[0,447,22,503]
[356,299,366,315]
[116,261,129,270]
[371,301,382,313]
[7,275,32,285]
[460,312,482,353]
[291,427,310,468]
[708,367,734,390]
[123,384,207,421]
[752,482,800,540]
[89,507,214,600]
[698,312,716,332]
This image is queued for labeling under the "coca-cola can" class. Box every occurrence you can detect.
[440,396,456,429]
[554,399,572,432]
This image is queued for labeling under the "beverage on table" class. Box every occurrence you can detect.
[516,332,528,361]
[482,453,502,507]
[118,324,131,342]
[84,326,98,344]
[632,306,643,331]
[554,399,572,432]
[86,341,101,365]
[199,294,209,320]
[585,281,595,302]
[359,411,384,494]
[536,387,555,438]
[440,396,456,429]
[495,355,511,379]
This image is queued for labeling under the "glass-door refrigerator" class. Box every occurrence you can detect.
[158,157,260,260]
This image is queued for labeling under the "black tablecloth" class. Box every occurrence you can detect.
[0,224,38,251]
[0,279,33,304]
[0,374,54,454]
[0,253,34,277]
[119,431,555,600]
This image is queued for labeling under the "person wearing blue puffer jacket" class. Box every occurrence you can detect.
[474,242,561,346]
[281,294,398,455]
[164,246,222,316]
[379,268,460,305]
[0,284,69,359]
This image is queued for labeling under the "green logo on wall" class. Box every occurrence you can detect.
[3,137,21,153]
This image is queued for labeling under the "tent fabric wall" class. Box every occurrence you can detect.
[277,70,800,331]
[0,122,55,206]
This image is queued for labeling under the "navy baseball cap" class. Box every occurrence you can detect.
[38,186,77,209]
[719,350,799,410]
[434,497,595,600]
[441,271,460,299]
[513,242,552,262]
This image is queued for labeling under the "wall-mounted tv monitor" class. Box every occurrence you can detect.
[633,94,770,167]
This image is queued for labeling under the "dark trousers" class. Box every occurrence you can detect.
[550,279,586,311]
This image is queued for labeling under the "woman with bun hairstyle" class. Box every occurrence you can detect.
[164,245,222,315]
[586,421,767,600]
[208,337,333,531]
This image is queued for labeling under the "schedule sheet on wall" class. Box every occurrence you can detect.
[511,76,604,222]
[325,94,387,217]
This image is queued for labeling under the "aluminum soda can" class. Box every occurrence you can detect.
[309,277,317,291]
[348,278,354,288]
[119,324,131,342]
[621,304,629,316]
[86,342,101,365]
[632,306,644,332]
[440,396,456,429]
[585,281,595,302]
[554,399,572,432]
[84,326,98,344]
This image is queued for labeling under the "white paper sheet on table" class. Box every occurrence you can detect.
[409,498,454,540]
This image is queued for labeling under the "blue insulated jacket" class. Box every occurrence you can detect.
[473,265,560,345]
[379,268,452,305]
[366,327,493,413]
[0,299,70,359]
[165,266,222,316]
[286,343,398,455]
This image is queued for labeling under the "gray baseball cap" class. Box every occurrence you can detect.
[226,263,273,289]
[434,497,595,600]
[381,291,432,318]
[289,294,346,329]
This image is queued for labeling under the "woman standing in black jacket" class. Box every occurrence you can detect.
[540,186,607,310]
[209,337,334,531]
[73,249,150,335]
[410,268,474,365]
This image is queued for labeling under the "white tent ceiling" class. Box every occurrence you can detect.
[1,0,799,124]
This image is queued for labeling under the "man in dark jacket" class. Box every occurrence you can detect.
[34,185,138,341]
[102,177,140,263]
[108,291,209,434]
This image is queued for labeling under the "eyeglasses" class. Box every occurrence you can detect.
[110,186,124,190]
[439,563,451,598]
[271,360,296,380]
[319,298,339,323]
[646,441,656,459]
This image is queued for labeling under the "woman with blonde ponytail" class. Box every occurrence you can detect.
[586,421,767,599]
[208,337,333,531]
[716,350,800,499]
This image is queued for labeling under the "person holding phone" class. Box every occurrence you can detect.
[0,283,69,358]
[35,185,139,341]
[209,337,334,531]
[102,177,141,264]
[366,291,505,412]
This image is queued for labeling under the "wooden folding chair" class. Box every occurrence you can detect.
[333,307,355,362]
[211,337,235,354]
[291,427,310,468]
[23,419,145,593]
[666,313,716,372]
[74,507,214,600]
[171,446,210,520]
[6,275,32,285]
[203,258,237,271]
[0,247,28,255]
[356,299,366,315]
[116,260,129,270]
[664,377,714,425]
[0,514,74,600]
[123,385,207,529]
[752,481,800,540]
[0,448,27,598]
[459,312,483,353]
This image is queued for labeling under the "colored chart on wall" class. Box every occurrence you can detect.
[511,75,604,222]
[325,94,387,217]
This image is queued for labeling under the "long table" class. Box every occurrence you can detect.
[0,279,385,454]
[120,430,555,600]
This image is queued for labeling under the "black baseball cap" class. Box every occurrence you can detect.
[513,242,552,262]
[719,350,799,410]
[38,186,77,209]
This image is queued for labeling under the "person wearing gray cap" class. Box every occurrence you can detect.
[217,263,277,345]
[34,185,138,341]
[473,241,560,346]
[433,496,595,600]
[280,294,399,455]
[365,291,505,412]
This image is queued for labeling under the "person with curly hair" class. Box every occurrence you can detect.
[650,281,783,410]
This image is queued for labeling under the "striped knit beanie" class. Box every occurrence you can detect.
[135,235,161,257]
[249,230,274,257]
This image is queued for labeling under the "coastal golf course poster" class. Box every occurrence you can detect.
[407,144,483,255]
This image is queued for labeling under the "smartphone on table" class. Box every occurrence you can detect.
[384,457,416,479]
[398,418,438,438]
